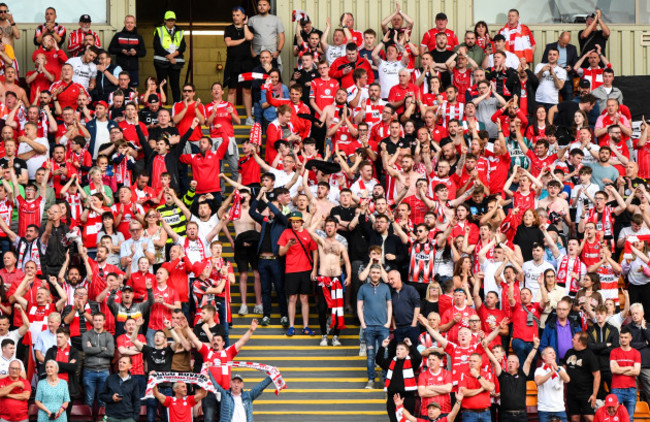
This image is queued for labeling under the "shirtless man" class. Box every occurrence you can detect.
[317,88,348,129]
[0,5,19,47]
[217,187,262,315]
[431,182,475,229]
[294,193,313,227]
[303,172,335,219]
[382,153,419,199]
[538,180,571,231]
[307,217,351,347]
[2,67,28,104]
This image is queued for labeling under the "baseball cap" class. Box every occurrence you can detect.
[164,11,177,21]
[427,402,442,410]
[288,211,304,221]
[587,13,596,19]
[122,285,134,292]
[147,94,160,104]
[79,14,91,23]
[232,374,244,382]
[95,100,109,110]
[579,79,591,89]
[605,394,618,407]
[265,191,277,201]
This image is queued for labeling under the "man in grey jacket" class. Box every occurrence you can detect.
[591,68,624,111]
[82,312,115,407]
[211,373,272,422]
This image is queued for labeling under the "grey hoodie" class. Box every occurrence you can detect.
[82,329,115,371]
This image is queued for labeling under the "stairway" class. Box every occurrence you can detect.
[208,109,387,421]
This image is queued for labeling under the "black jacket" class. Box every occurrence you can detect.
[541,42,579,76]
[108,27,147,71]
[136,123,190,192]
[99,373,141,421]
[506,69,539,116]
[627,323,650,367]
[44,345,81,397]
[587,321,619,370]
[376,342,422,394]
[361,217,408,271]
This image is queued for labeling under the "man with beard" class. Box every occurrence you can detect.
[437,87,464,127]
[585,146,622,190]
[382,154,420,199]
[5,104,57,138]
[429,157,458,200]
[454,30,486,67]
[350,161,379,202]
[112,187,145,239]
[86,101,118,160]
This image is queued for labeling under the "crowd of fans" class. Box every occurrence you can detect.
[0,1,647,422]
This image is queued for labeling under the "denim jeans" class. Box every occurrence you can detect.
[612,387,637,422]
[538,411,567,422]
[258,258,288,318]
[511,338,535,372]
[462,409,492,422]
[363,325,389,381]
[394,325,420,347]
[83,369,109,407]
[202,391,220,422]
[147,385,172,422]
[216,297,229,347]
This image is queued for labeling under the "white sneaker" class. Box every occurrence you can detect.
[253,304,263,314]
[332,336,342,347]
[359,344,367,356]
[245,117,255,126]
[365,380,375,389]
[320,335,328,346]
[238,304,249,316]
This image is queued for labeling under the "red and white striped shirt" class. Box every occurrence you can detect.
[439,101,464,127]
[16,196,44,237]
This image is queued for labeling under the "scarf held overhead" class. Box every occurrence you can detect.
[317,276,346,330]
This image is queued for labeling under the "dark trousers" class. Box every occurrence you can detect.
[629,283,650,323]
[154,62,182,103]
[394,325,420,347]
[500,410,528,422]
[258,258,288,318]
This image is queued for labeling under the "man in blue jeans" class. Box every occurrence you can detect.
[81,312,114,408]
[357,264,392,389]
[610,326,641,421]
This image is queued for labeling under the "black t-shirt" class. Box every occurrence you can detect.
[465,197,489,223]
[0,157,27,175]
[293,28,323,46]
[498,369,528,411]
[139,108,159,128]
[431,50,455,87]
[329,205,356,240]
[564,347,599,397]
[553,101,580,128]
[142,344,174,373]
[379,137,409,155]
[294,65,319,104]
[578,29,608,67]
[224,24,252,60]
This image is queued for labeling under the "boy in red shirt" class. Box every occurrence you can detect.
[610,327,641,419]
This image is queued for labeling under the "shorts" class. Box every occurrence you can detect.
[223,59,254,89]
[234,231,260,271]
[285,270,312,296]
[566,394,595,416]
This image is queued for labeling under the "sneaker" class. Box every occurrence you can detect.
[332,335,342,347]
[359,344,367,356]
[280,316,289,328]
[238,304,249,316]
[302,327,315,336]
[286,326,295,337]
[320,335,328,346]
[253,304,263,315]
[365,380,375,389]
[260,316,271,326]
[245,117,255,126]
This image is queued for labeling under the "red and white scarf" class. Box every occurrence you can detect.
[409,241,435,284]
[588,206,614,237]
[249,122,263,146]
[557,255,582,292]
[317,276,345,330]
[184,237,207,262]
[151,154,167,190]
[543,364,558,379]
[385,355,417,392]
[17,239,41,272]
[212,257,232,324]
[238,72,269,83]
[228,190,242,221]
[623,234,650,260]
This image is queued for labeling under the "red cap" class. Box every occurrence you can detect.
[605,394,618,407]
[96,100,109,109]
[193,260,210,276]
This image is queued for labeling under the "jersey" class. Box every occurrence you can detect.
[163,395,197,422]
[309,78,339,118]
[205,101,237,138]
[199,344,238,389]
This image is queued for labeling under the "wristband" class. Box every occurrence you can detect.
[10,23,15,26]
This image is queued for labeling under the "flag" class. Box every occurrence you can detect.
[250,122,262,146]
[238,72,269,83]
[292,10,308,22]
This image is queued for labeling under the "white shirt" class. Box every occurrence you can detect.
[618,226,650,245]
[325,44,346,65]
[521,260,555,299]
[93,120,111,159]
[535,365,566,412]
[66,56,97,89]
[191,214,220,241]
[487,51,520,69]
[569,141,599,166]
[231,394,246,422]
[347,85,368,105]
[570,182,599,218]
[378,60,405,98]
[269,168,302,198]
[481,260,504,300]
[533,63,567,104]
[0,355,24,376]
[18,137,49,179]
[0,330,20,358]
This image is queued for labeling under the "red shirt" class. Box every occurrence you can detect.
[148,284,179,330]
[128,272,156,303]
[581,238,602,267]
[310,78,339,117]
[205,101,237,138]
[49,80,88,110]
[441,305,478,344]
[172,102,206,141]
[477,305,506,347]
[111,201,144,240]
[438,294,453,319]
[610,347,641,389]
[82,206,111,248]
[87,259,124,301]
[0,377,30,421]
[452,69,472,103]
[450,222,479,245]
[162,258,193,303]
[458,370,492,409]
[199,344,238,389]
[55,345,72,381]
[485,150,511,195]
[179,141,230,194]
[278,229,317,274]
[387,83,420,114]
[421,28,459,51]
[594,404,630,422]
[444,342,486,390]
[238,154,261,186]
[117,333,146,375]
[328,57,375,90]
[510,302,543,341]
[402,195,431,225]
[526,149,558,177]
[16,195,44,237]
[163,395,197,422]
[418,368,453,414]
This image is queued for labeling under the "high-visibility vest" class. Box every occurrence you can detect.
[154,26,184,62]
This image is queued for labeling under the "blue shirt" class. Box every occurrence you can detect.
[391,284,421,327]
[357,282,391,326]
